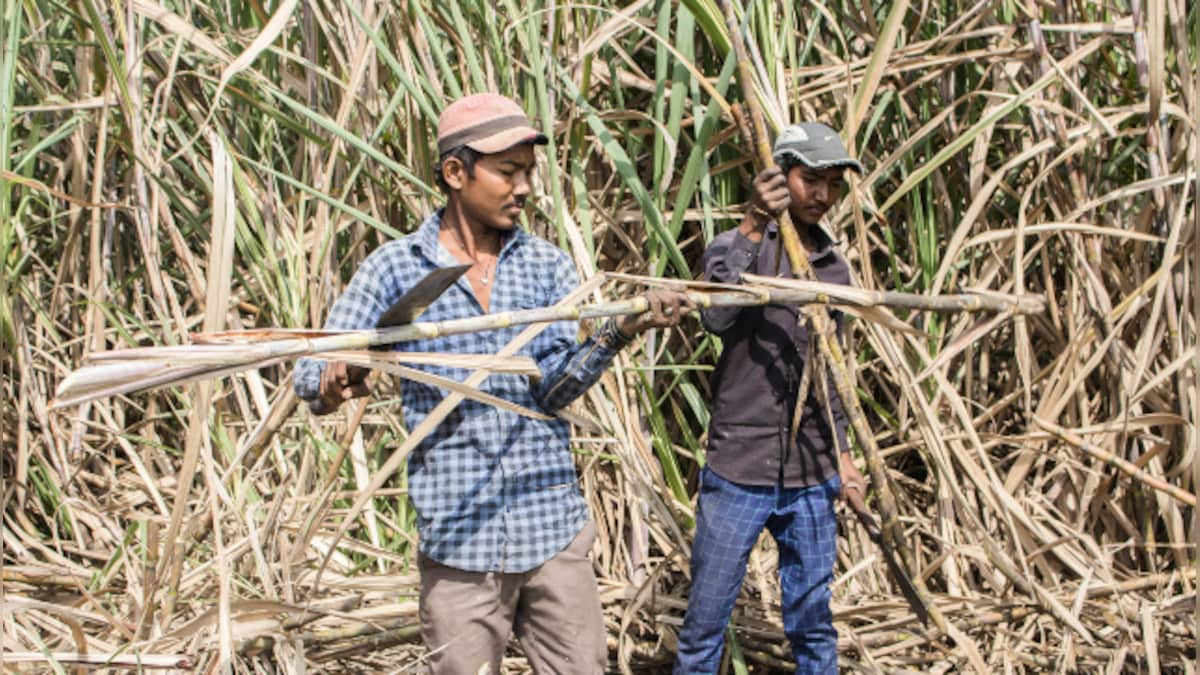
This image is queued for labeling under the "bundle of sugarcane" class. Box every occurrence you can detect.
[51,272,1042,411]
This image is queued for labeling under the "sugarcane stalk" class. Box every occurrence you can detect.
[717,0,949,633]
[0,569,93,588]
[310,624,423,662]
[51,283,1040,410]
[1036,417,1197,507]
[0,653,194,669]
[740,274,1046,314]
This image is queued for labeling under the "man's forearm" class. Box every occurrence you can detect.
[533,320,630,412]
[701,231,761,333]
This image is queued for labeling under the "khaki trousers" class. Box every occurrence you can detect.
[418,521,606,674]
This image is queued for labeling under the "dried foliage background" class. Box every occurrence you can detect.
[1,0,1198,672]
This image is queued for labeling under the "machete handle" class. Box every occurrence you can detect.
[845,487,883,544]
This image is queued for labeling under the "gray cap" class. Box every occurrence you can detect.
[772,122,864,174]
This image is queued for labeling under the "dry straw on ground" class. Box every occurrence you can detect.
[1,0,1197,673]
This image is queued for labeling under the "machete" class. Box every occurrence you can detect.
[310,264,471,410]
[845,487,931,626]
[376,264,472,328]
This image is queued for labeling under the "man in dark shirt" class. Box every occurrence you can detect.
[674,123,869,674]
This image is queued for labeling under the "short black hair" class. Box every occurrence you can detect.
[776,155,807,175]
[435,145,482,193]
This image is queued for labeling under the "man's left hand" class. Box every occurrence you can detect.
[616,288,696,335]
[839,454,869,505]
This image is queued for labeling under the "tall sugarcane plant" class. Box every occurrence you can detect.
[3,0,1196,671]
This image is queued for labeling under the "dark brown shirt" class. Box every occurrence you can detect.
[701,222,851,487]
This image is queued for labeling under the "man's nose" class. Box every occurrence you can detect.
[513,171,532,196]
[812,180,830,204]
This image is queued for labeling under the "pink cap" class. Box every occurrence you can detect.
[436,93,548,155]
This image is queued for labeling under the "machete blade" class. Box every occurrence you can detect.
[849,497,931,627]
[376,264,471,328]
[876,527,931,627]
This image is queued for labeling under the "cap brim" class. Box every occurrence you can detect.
[774,148,864,175]
[466,126,549,154]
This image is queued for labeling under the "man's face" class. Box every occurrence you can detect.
[447,143,535,231]
[786,165,846,226]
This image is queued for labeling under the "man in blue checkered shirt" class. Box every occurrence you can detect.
[294,93,692,674]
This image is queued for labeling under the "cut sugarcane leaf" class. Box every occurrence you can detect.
[319,350,539,376]
[310,355,551,421]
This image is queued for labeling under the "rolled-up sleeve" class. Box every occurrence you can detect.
[700,230,760,334]
[529,255,623,412]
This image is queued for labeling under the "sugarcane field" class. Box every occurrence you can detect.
[2,0,1198,672]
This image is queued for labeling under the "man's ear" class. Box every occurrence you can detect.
[442,156,467,191]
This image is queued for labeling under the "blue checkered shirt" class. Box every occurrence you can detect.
[294,211,622,572]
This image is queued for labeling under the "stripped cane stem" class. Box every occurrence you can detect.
[52,282,1039,410]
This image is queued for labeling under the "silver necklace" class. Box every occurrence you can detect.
[478,257,495,284]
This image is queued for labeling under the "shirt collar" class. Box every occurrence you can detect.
[413,211,446,264]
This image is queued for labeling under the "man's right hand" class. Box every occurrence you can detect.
[740,167,791,242]
[313,361,372,415]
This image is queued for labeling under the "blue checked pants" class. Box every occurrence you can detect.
[674,467,840,675]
